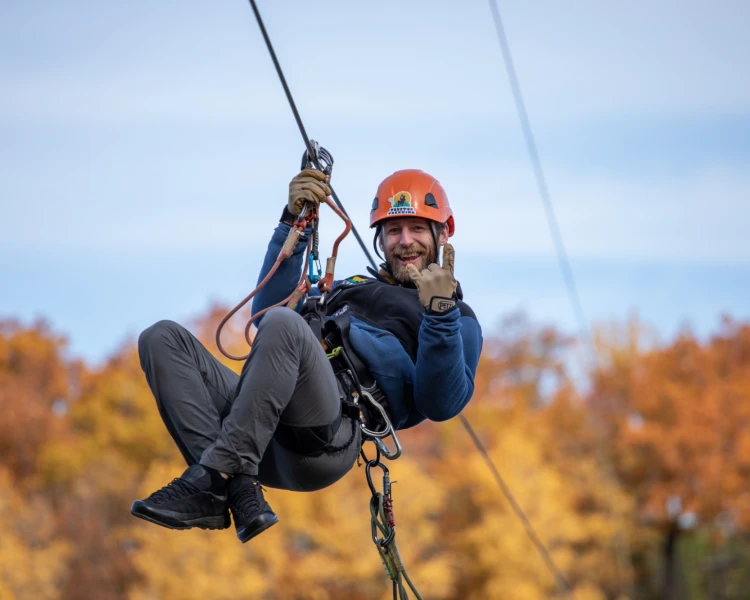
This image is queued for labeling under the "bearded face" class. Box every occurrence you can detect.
[380,218,440,284]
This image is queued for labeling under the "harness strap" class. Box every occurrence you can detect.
[301,296,327,342]
[274,409,343,455]
[322,314,391,429]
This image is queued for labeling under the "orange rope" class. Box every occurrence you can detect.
[215,196,351,361]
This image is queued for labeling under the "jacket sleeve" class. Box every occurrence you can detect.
[251,222,311,319]
[413,306,483,421]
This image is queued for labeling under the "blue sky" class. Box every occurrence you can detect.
[1,0,749,364]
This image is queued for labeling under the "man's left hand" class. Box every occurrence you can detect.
[406,243,458,314]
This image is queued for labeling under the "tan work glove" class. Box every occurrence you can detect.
[287,169,331,216]
[406,243,458,314]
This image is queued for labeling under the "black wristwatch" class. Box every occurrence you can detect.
[425,296,457,315]
[280,206,297,226]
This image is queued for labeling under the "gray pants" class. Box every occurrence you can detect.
[138,307,360,492]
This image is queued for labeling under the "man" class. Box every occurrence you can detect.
[131,168,483,543]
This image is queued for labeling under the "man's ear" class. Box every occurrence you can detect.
[438,226,450,247]
[378,233,384,252]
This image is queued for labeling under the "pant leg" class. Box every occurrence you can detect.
[200,307,342,476]
[138,319,239,465]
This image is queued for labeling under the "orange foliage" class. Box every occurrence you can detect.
[0,319,78,480]
[1,311,749,599]
[590,317,750,529]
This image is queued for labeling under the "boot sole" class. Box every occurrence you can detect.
[236,512,279,543]
[130,500,230,531]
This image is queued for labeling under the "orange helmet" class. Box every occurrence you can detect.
[370,169,455,236]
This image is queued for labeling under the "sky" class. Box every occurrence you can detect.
[1,0,749,365]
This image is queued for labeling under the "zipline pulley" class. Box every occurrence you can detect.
[300,139,334,176]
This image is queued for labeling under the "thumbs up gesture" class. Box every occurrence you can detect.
[406,243,458,314]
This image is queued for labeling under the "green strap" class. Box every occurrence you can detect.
[326,346,343,359]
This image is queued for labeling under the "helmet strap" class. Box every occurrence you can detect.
[372,224,385,261]
[430,221,441,265]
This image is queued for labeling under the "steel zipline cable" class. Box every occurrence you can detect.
[245,0,575,596]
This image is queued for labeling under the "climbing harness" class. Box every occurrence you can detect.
[311,301,403,460]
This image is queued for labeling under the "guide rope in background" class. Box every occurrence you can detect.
[487,1,634,595]
[486,0,593,366]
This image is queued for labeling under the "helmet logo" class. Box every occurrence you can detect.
[386,191,417,216]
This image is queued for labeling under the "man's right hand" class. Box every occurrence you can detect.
[287,169,331,216]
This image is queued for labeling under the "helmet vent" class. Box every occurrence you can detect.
[371,197,379,212]
[424,192,439,208]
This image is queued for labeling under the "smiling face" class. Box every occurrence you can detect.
[379,217,449,284]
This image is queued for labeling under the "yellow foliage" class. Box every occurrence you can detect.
[434,398,634,599]
[3,312,750,598]
[0,468,70,599]
[127,463,270,600]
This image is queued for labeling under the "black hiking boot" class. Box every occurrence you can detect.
[130,464,230,531]
[227,474,279,543]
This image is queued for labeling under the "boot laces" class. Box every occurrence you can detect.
[231,482,266,517]
[147,478,200,504]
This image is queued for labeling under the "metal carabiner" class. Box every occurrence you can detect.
[365,460,396,546]
[359,390,392,438]
[373,435,402,461]
[308,252,322,283]
[365,459,385,497]
[359,390,403,460]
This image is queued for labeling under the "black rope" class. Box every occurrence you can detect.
[487,1,634,596]
[486,0,595,366]
[246,0,377,271]
[459,414,576,597]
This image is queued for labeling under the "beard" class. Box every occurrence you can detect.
[385,241,438,285]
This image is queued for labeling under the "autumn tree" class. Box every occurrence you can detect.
[588,316,750,599]
[0,319,77,480]
[429,313,635,600]
[5,309,750,599]
[0,320,77,598]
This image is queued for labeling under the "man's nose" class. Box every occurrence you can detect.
[399,229,415,246]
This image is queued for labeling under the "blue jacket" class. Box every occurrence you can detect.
[252,222,483,430]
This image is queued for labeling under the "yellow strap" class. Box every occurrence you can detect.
[327,346,343,359]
